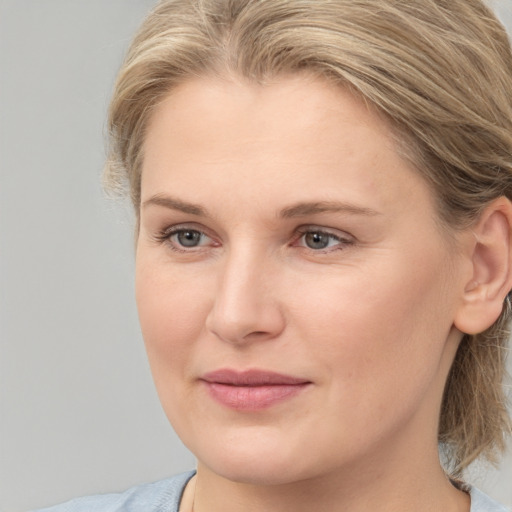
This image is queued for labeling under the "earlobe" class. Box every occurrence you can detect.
[454,197,512,335]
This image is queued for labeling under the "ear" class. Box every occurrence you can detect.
[454,197,512,335]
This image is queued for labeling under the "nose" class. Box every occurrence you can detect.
[205,248,285,345]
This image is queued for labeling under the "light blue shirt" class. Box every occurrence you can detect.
[33,471,510,512]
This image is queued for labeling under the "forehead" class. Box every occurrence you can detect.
[141,74,435,222]
[144,74,389,162]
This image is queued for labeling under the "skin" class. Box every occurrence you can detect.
[136,74,475,512]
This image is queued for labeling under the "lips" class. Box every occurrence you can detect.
[200,369,311,410]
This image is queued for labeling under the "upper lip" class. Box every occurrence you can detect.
[201,369,311,386]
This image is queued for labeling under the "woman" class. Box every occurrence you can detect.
[36,0,512,510]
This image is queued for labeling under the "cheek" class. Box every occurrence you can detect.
[135,258,212,378]
[291,249,457,404]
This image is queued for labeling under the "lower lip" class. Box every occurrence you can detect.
[203,382,309,411]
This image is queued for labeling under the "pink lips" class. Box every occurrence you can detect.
[200,369,311,411]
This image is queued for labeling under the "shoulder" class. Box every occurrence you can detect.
[32,471,196,512]
[470,486,510,512]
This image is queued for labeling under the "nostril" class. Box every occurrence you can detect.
[243,330,274,341]
[247,331,269,337]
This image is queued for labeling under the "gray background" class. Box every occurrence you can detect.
[0,1,511,511]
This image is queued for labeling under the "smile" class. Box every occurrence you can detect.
[200,369,312,411]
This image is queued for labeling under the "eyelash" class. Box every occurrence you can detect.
[155,225,354,254]
[294,227,354,252]
[154,225,215,253]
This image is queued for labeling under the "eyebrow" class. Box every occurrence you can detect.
[142,195,380,219]
[279,201,380,218]
[142,195,207,216]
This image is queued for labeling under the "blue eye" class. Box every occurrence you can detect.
[298,229,351,251]
[172,229,204,247]
[163,228,212,250]
[304,231,332,250]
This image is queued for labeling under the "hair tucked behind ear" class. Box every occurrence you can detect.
[105,0,512,475]
[440,298,512,476]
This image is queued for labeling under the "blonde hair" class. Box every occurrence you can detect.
[105,0,512,475]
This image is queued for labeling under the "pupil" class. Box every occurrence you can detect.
[305,232,329,249]
[178,230,201,247]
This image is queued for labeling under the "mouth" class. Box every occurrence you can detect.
[200,369,312,411]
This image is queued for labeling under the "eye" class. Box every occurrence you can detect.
[172,229,206,248]
[157,226,215,251]
[296,228,353,251]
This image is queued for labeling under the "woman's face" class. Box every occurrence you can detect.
[136,75,469,484]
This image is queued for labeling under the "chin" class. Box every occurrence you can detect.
[205,456,313,486]
[188,428,328,486]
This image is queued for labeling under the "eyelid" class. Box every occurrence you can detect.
[295,225,354,240]
[155,223,218,251]
[293,225,355,250]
